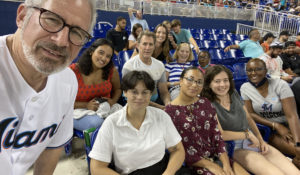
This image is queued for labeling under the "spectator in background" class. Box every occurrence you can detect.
[224,29,264,58]
[296,32,300,47]
[122,31,171,110]
[261,32,276,52]
[165,43,194,100]
[128,8,149,31]
[128,23,143,50]
[198,50,215,73]
[153,24,172,63]
[162,20,178,50]
[275,30,290,44]
[106,16,128,55]
[171,19,200,54]
[70,39,121,131]
[281,41,300,77]
[131,24,172,63]
[259,42,293,82]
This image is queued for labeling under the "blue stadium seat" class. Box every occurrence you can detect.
[213,34,227,40]
[204,40,219,49]
[209,49,223,64]
[118,50,134,78]
[218,40,233,49]
[233,63,247,80]
[198,40,206,49]
[169,49,176,58]
[192,32,200,40]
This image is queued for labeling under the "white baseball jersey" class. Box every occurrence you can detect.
[0,35,78,175]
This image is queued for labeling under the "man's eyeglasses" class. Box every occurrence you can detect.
[246,67,265,74]
[183,77,203,86]
[30,6,92,46]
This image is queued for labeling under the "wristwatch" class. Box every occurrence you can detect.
[295,142,300,147]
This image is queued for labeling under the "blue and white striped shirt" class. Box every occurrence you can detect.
[165,61,193,83]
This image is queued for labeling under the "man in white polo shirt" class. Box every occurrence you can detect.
[122,31,171,109]
[0,0,96,174]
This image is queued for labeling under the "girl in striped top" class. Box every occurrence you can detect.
[165,43,194,100]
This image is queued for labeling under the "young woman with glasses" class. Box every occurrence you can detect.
[241,58,300,169]
[201,65,300,174]
[89,71,186,175]
[165,67,249,175]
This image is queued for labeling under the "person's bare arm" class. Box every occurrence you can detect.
[33,147,63,175]
[90,159,120,175]
[158,82,171,105]
[224,44,240,52]
[162,142,185,175]
[189,37,200,54]
[284,68,298,77]
[128,8,137,18]
[128,40,137,50]
[103,68,122,106]
[282,97,300,143]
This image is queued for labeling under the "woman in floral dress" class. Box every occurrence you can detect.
[165,67,248,175]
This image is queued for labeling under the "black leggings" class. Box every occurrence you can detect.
[128,154,191,175]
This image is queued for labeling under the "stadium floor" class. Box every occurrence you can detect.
[26,138,88,175]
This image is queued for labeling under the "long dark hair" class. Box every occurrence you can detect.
[77,38,114,80]
[132,23,143,39]
[201,65,235,102]
[154,24,171,63]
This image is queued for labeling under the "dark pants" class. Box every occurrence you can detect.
[129,154,191,175]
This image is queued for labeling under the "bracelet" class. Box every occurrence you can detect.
[272,122,275,130]
[244,130,249,139]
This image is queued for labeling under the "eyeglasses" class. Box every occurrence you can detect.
[183,77,203,86]
[198,56,210,60]
[246,67,265,74]
[30,6,92,46]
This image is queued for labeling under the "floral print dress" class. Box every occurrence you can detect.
[165,97,226,175]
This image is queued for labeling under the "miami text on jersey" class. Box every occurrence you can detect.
[0,117,60,152]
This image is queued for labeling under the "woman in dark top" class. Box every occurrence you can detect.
[165,67,248,175]
[201,65,300,175]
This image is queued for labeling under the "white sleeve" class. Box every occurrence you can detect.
[277,79,294,99]
[240,83,250,100]
[162,111,182,148]
[89,119,113,163]
[128,34,135,41]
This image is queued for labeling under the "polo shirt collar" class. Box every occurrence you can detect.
[116,105,154,129]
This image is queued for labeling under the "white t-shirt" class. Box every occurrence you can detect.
[0,35,77,175]
[89,105,181,174]
[259,53,288,79]
[128,34,136,42]
[122,55,166,96]
[241,78,293,123]
[129,15,149,31]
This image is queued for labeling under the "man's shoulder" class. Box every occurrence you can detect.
[51,67,77,85]
[151,57,165,68]
[123,55,138,68]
